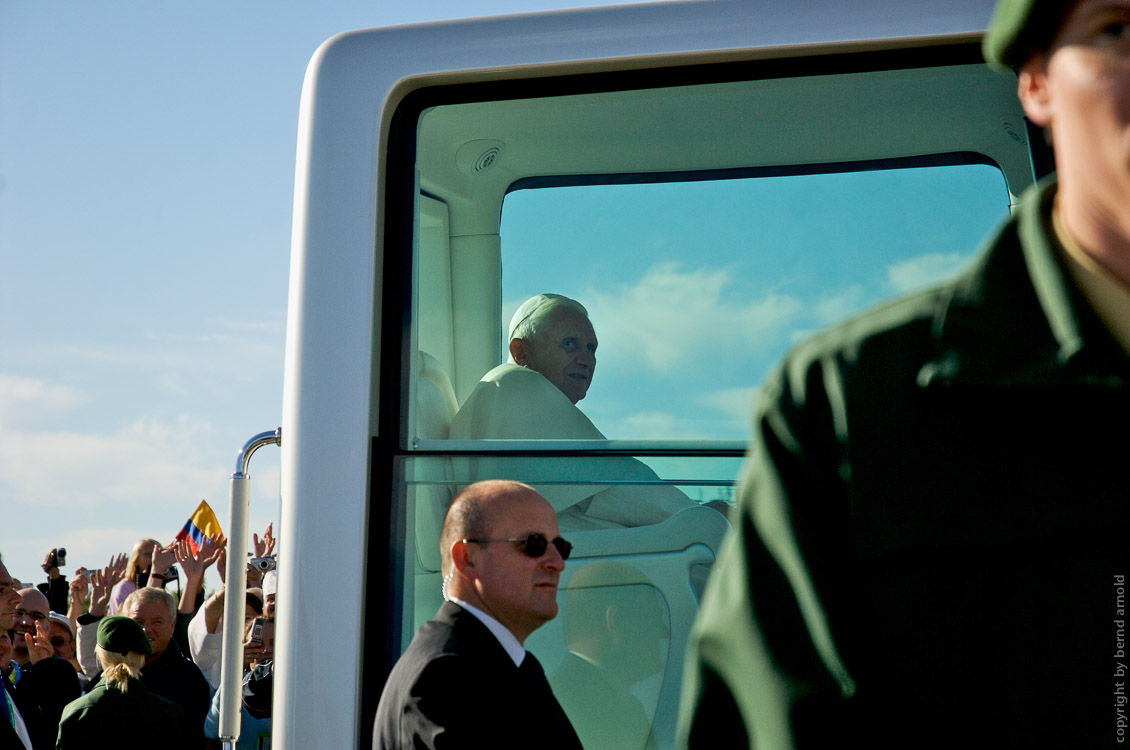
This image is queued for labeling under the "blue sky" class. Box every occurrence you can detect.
[0,0,654,589]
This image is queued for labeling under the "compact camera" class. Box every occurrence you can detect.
[248,557,276,572]
[46,547,66,570]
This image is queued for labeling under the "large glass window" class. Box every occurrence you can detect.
[501,165,1009,442]
[397,53,1028,750]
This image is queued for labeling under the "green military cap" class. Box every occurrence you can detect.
[983,0,1078,69]
[96,615,153,655]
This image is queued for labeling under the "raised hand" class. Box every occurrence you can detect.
[107,553,127,584]
[177,536,225,579]
[252,522,275,558]
[217,546,227,585]
[174,536,226,615]
[25,619,53,664]
[69,573,88,604]
[68,573,89,619]
[175,539,201,580]
[89,556,121,617]
[151,543,176,577]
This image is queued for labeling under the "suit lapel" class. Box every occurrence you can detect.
[434,602,582,750]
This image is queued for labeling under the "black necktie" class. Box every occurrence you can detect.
[519,652,548,687]
[519,652,540,671]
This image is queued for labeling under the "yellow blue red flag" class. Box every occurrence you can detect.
[175,499,225,554]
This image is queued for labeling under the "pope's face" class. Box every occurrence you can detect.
[518,307,598,404]
[1022,0,1130,207]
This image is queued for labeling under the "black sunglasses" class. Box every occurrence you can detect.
[463,533,572,561]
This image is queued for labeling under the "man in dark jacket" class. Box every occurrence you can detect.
[680,1,1130,747]
[118,587,210,747]
[1,555,80,750]
[36,548,69,615]
[56,616,191,750]
[374,480,583,750]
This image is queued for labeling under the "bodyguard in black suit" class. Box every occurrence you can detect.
[374,480,583,750]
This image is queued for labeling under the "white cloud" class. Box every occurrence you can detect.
[886,253,968,294]
[9,314,284,387]
[696,386,760,417]
[0,375,87,428]
[616,411,686,440]
[584,262,804,375]
[0,414,222,509]
[814,285,865,324]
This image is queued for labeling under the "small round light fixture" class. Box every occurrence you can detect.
[1001,119,1027,146]
[456,140,506,175]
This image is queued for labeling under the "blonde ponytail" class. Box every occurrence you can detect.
[95,646,145,692]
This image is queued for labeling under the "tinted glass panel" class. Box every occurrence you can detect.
[400,57,1026,750]
[501,165,1009,441]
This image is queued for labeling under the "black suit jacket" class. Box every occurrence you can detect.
[2,657,81,750]
[373,601,583,750]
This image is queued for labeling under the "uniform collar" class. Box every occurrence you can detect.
[919,175,1129,388]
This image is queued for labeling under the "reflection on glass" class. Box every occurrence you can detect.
[550,570,670,750]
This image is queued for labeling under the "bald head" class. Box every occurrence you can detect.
[440,480,567,642]
[441,480,536,575]
[13,588,50,663]
[16,588,49,627]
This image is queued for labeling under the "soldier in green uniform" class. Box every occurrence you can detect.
[679,1,1130,747]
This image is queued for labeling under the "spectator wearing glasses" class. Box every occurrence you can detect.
[46,613,88,688]
[11,589,51,668]
[373,480,582,750]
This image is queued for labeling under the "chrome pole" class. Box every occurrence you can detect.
[219,428,281,750]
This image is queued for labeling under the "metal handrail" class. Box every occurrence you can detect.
[218,428,281,749]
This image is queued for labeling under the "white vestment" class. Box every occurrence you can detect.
[448,364,693,529]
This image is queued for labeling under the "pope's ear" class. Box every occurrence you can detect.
[1017,57,1052,127]
[509,337,528,366]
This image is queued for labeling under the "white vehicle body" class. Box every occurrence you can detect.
[271,1,1037,747]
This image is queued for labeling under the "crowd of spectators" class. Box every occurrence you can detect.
[1,525,277,750]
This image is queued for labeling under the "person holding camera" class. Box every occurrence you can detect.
[36,548,69,616]
[203,616,275,749]
[187,523,274,693]
[187,586,264,693]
